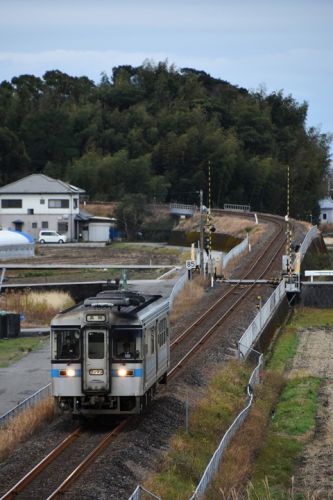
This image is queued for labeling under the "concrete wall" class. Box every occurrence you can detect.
[300,283,333,307]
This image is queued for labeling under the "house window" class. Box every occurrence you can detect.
[48,199,69,209]
[58,222,68,233]
[73,198,78,209]
[40,199,45,205]
[1,199,22,208]
[42,221,49,229]
[32,222,38,228]
[323,213,327,220]
[27,208,34,215]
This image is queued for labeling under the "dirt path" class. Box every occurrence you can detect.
[288,327,333,497]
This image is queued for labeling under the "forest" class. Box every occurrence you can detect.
[0,60,331,220]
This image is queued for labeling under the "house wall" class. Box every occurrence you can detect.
[319,209,333,224]
[0,194,80,241]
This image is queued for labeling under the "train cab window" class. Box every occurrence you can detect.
[54,330,80,360]
[88,331,104,359]
[112,328,142,360]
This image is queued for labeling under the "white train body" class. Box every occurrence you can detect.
[51,290,170,415]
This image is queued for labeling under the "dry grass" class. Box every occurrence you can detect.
[81,201,117,217]
[176,213,266,240]
[170,277,206,324]
[0,396,55,462]
[206,371,285,498]
[0,291,74,326]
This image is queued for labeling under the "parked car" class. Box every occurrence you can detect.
[38,230,67,244]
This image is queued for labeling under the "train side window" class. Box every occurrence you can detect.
[88,331,104,359]
[151,331,155,354]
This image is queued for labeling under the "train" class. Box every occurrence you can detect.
[51,289,170,416]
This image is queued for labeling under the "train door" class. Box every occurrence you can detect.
[145,323,157,387]
[83,329,109,393]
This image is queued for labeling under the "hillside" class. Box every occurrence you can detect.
[0,61,331,218]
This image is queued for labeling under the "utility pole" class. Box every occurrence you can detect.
[199,189,204,275]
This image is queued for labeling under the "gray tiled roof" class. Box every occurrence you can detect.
[0,174,85,194]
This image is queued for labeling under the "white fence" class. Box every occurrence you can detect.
[222,235,249,269]
[169,270,188,307]
[0,383,52,427]
[304,270,333,281]
[223,204,251,212]
[298,226,318,262]
[238,280,286,359]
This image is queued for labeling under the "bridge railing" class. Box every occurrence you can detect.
[223,203,251,212]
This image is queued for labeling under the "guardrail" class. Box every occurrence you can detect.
[237,280,286,359]
[0,383,52,428]
[304,270,333,281]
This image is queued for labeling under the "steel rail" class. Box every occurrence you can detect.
[1,427,83,500]
[46,418,128,499]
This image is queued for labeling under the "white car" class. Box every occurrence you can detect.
[38,230,67,244]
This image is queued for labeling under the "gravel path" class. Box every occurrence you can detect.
[289,327,333,497]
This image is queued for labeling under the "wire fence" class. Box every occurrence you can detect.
[0,383,52,428]
[222,235,249,269]
[189,354,263,500]
[238,280,286,359]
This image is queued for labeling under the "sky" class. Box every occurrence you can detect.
[0,0,332,154]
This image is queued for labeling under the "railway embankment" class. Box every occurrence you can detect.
[142,307,333,499]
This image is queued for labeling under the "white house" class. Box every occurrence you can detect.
[319,197,333,224]
[0,174,85,241]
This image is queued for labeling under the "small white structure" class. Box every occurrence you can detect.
[0,229,35,259]
[319,198,333,224]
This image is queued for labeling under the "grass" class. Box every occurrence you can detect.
[0,396,55,462]
[170,277,206,324]
[248,376,320,498]
[143,360,252,500]
[144,307,328,500]
[0,336,48,367]
[0,290,74,326]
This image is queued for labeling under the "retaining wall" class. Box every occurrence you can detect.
[300,283,333,307]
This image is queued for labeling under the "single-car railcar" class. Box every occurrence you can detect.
[51,290,170,416]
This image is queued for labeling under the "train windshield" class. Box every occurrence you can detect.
[112,328,142,360]
[53,329,80,360]
[88,331,105,359]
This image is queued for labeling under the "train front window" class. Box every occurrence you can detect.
[54,330,80,360]
[112,328,142,360]
[88,331,105,359]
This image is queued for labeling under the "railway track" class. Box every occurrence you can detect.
[1,419,128,500]
[0,213,290,499]
[169,213,287,376]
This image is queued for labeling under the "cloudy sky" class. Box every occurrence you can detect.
[1,0,332,150]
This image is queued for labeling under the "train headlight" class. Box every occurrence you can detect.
[118,368,127,377]
[117,368,134,377]
[59,368,76,377]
